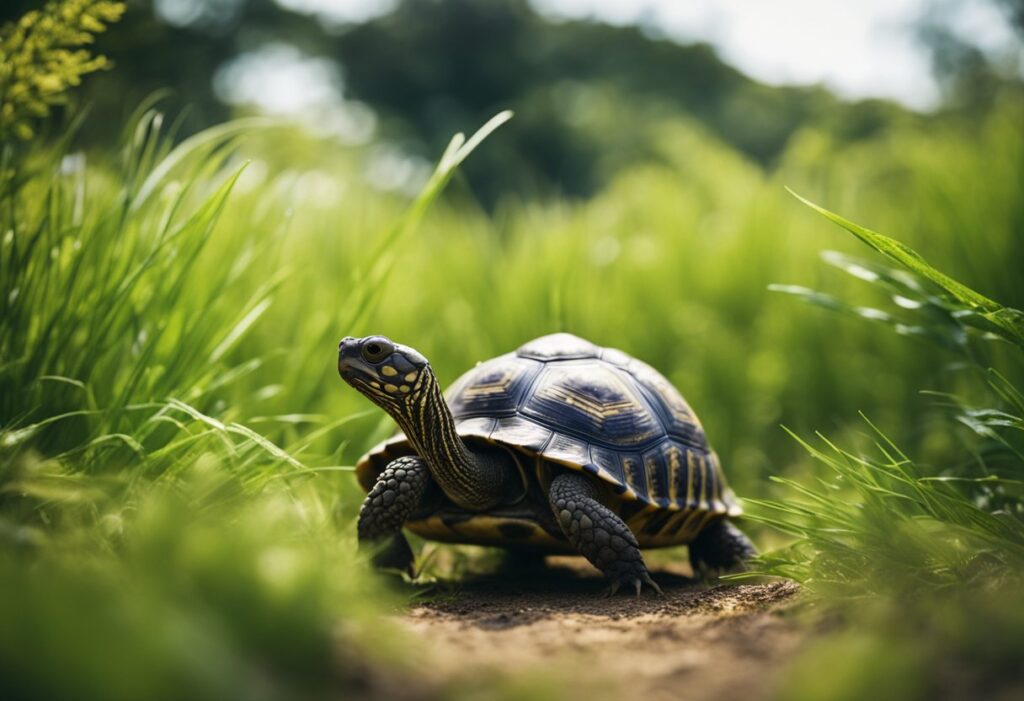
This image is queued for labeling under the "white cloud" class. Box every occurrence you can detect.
[275,0,396,28]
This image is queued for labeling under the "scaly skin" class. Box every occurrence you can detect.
[357,456,430,575]
[688,517,758,578]
[549,472,662,596]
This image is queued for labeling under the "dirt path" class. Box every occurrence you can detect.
[399,558,806,701]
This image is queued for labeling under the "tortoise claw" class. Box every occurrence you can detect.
[604,572,662,597]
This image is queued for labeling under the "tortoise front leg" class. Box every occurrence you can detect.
[357,456,430,576]
[548,472,662,596]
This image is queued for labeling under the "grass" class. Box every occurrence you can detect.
[0,103,535,700]
[1,28,1023,699]
[749,199,1024,595]
[742,197,1024,699]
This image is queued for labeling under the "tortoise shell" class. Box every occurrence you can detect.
[356,333,740,552]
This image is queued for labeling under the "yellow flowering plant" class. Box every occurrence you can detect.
[0,0,124,143]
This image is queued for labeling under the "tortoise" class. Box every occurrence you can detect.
[338,332,756,595]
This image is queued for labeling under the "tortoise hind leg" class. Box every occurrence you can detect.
[357,456,431,576]
[688,518,757,578]
[548,472,662,596]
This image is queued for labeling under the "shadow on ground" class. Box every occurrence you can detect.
[413,557,797,622]
[397,557,806,701]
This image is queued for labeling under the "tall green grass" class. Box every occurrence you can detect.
[0,93,528,699]
[751,197,1024,595]
[749,199,1024,700]
[0,99,510,496]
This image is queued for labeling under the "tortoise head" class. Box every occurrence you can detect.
[338,335,432,411]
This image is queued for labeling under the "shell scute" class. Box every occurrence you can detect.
[542,432,592,468]
[447,356,540,417]
[520,362,664,448]
[489,416,552,453]
[588,445,629,494]
[626,358,708,448]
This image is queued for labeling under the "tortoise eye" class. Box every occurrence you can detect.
[361,339,394,362]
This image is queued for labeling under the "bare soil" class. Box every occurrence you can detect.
[398,557,807,701]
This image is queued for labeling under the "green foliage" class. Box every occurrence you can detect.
[750,420,1024,593]
[0,468,399,701]
[788,190,1024,348]
[325,0,919,203]
[749,192,1024,701]
[0,101,509,489]
[751,198,1024,596]
[779,589,1024,701]
[0,0,124,142]
[0,95,514,698]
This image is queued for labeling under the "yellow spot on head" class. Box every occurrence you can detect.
[370,381,381,389]
[384,383,398,393]
[381,366,398,377]
[400,385,410,393]
[404,371,418,383]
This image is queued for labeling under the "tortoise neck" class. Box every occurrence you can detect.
[392,369,513,511]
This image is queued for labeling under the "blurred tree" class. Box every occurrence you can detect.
[994,0,1024,34]
[5,0,1018,204]
[326,0,884,202]
[917,0,1024,111]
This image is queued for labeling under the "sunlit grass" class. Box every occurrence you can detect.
[1,77,1022,699]
[745,197,1024,700]
[748,196,1024,596]
[0,104,523,700]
